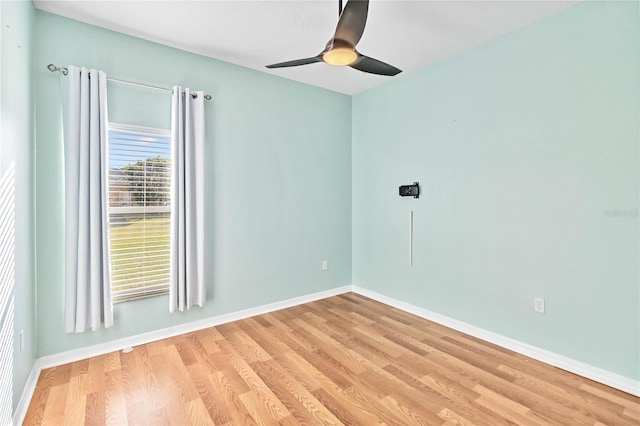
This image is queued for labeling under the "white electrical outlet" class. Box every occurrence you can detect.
[322,260,328,271]
[534,297,545,313]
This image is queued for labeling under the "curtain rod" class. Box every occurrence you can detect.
[47,64,212,101]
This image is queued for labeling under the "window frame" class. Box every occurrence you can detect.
[107,122,172,303]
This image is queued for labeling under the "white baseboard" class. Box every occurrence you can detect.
[352,285,640,397]
[37,285,352,370]
[12,363,40,426]
[13,285,351,424]
[14,283,639,425]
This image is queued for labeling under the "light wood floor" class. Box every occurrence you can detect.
[24,293,640,425]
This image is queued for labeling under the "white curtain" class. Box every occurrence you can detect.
[61,66,113,333]
[169,87,206,312]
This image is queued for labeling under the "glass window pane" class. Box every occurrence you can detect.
[108,123,171,303]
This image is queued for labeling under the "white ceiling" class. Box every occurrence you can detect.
[33,0,580,95]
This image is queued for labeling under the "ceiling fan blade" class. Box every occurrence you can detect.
[266,56,322,69]
[350,53,402,76]
[334,0,369,47]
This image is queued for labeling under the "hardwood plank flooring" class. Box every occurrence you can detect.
[23,293,640,425]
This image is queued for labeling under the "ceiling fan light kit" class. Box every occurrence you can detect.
[266,0,401,77]
[324,48,358,66]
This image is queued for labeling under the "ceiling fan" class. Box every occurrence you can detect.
[266,0,401,76]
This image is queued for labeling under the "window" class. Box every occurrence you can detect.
[0,166,15,423]
[108,123,171,303]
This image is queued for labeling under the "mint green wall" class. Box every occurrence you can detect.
[34,11,352,356]
[1,0,37,412]
[353,1,639,380]
[30,0,638,388]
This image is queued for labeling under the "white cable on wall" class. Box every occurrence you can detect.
[409,210,414,266]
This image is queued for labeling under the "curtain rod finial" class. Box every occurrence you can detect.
[48,64,68,75]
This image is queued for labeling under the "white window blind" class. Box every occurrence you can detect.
[0,166,15,424]
[108,123,171,303]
